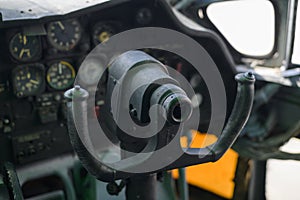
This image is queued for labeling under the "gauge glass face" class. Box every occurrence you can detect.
[47,19,82,51]
[13,65,44,97]
[47,61,75,90]
[79,58,105,85]
[92,22,116,45]
[9,33,41,62]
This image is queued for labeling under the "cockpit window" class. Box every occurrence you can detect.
[207,0,275,57]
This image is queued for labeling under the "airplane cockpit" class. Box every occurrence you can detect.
[0,0,299,199]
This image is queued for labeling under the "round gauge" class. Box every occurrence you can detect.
[47,61,76,90]
[79,58,105,85]
[9,33,42,62]
[92,22,117,45]
[12,65,44,97]
[47,19,82,51]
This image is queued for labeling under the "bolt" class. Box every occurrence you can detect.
[247,72,253,77]
[106,182,120,195]
[74,85,81,90]
[244,71,255,80]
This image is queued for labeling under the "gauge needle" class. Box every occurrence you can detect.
[58,63,63,75]
[30,80,39,85]
[19,49,31,58]
[24,49,31,57]
[23,35,27,45]
[19,49,25,58]
[57,21,65,31]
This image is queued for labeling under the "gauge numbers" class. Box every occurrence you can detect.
[47,61,75,90]
[47,19,82,51]
[12,65,44,97]
[9,33,42,62]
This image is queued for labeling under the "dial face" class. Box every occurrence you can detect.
[79,58,105,85]
[47,19,82,51]
[9,33,41,62]
[13,65,44,97]
[92,22,116,45]
[47,61,76,90]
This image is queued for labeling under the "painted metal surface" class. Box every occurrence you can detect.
[0,0,110,21]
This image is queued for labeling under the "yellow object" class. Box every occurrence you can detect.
[99,32,110,43]
[174,131,239,199]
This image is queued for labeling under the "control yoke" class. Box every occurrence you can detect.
[65,51,255,183]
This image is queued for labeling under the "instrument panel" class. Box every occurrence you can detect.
[0,10,132,165]
[5,17,122,99]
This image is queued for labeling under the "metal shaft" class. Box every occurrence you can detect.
[125,174,157,200]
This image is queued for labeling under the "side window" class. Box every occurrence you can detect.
[206,0,275,57]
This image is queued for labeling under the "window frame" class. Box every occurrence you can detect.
[179,0,296,69]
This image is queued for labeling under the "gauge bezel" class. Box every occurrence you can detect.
[12,64,45,98]
[47,19,82,52]
[46,60,76,90]
[8,32,42,63]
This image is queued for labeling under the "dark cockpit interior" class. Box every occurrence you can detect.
[0,0,299,200]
